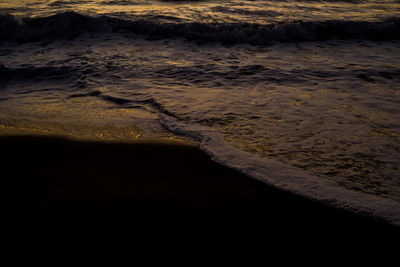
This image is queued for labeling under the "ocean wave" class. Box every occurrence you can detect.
[0,64,78,83]
[1,12,399,44]
[0,63,100,94]
[159,114,400,226]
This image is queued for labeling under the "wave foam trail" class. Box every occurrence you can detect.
[160,114,400,226]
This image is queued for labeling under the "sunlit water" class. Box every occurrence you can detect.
[1,0,399,222]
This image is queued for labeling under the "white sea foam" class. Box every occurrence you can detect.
[160,114,400,226]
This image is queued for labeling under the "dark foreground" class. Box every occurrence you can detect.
[2,133,399,235]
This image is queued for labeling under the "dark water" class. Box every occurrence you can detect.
[1,0,399,223]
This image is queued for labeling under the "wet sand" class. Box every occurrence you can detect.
[2,128,399,234]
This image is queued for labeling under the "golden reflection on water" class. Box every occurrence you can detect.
[1,0,399,23]
[0,97,159,139]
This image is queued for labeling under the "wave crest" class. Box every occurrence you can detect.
[1,12,399,44]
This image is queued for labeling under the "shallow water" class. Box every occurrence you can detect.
[1,0,399,222]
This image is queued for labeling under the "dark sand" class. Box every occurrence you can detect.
[2,130,399,234]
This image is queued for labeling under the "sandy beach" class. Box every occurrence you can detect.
[2,127,398,235]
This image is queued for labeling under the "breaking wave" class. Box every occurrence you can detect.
[1,12,399,44]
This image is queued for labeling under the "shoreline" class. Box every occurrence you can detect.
[2,127,399,233]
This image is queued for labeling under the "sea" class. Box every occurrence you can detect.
[1,0,399,224]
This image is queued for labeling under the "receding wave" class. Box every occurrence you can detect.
[160,114,400,226]
[1,12,399,44]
